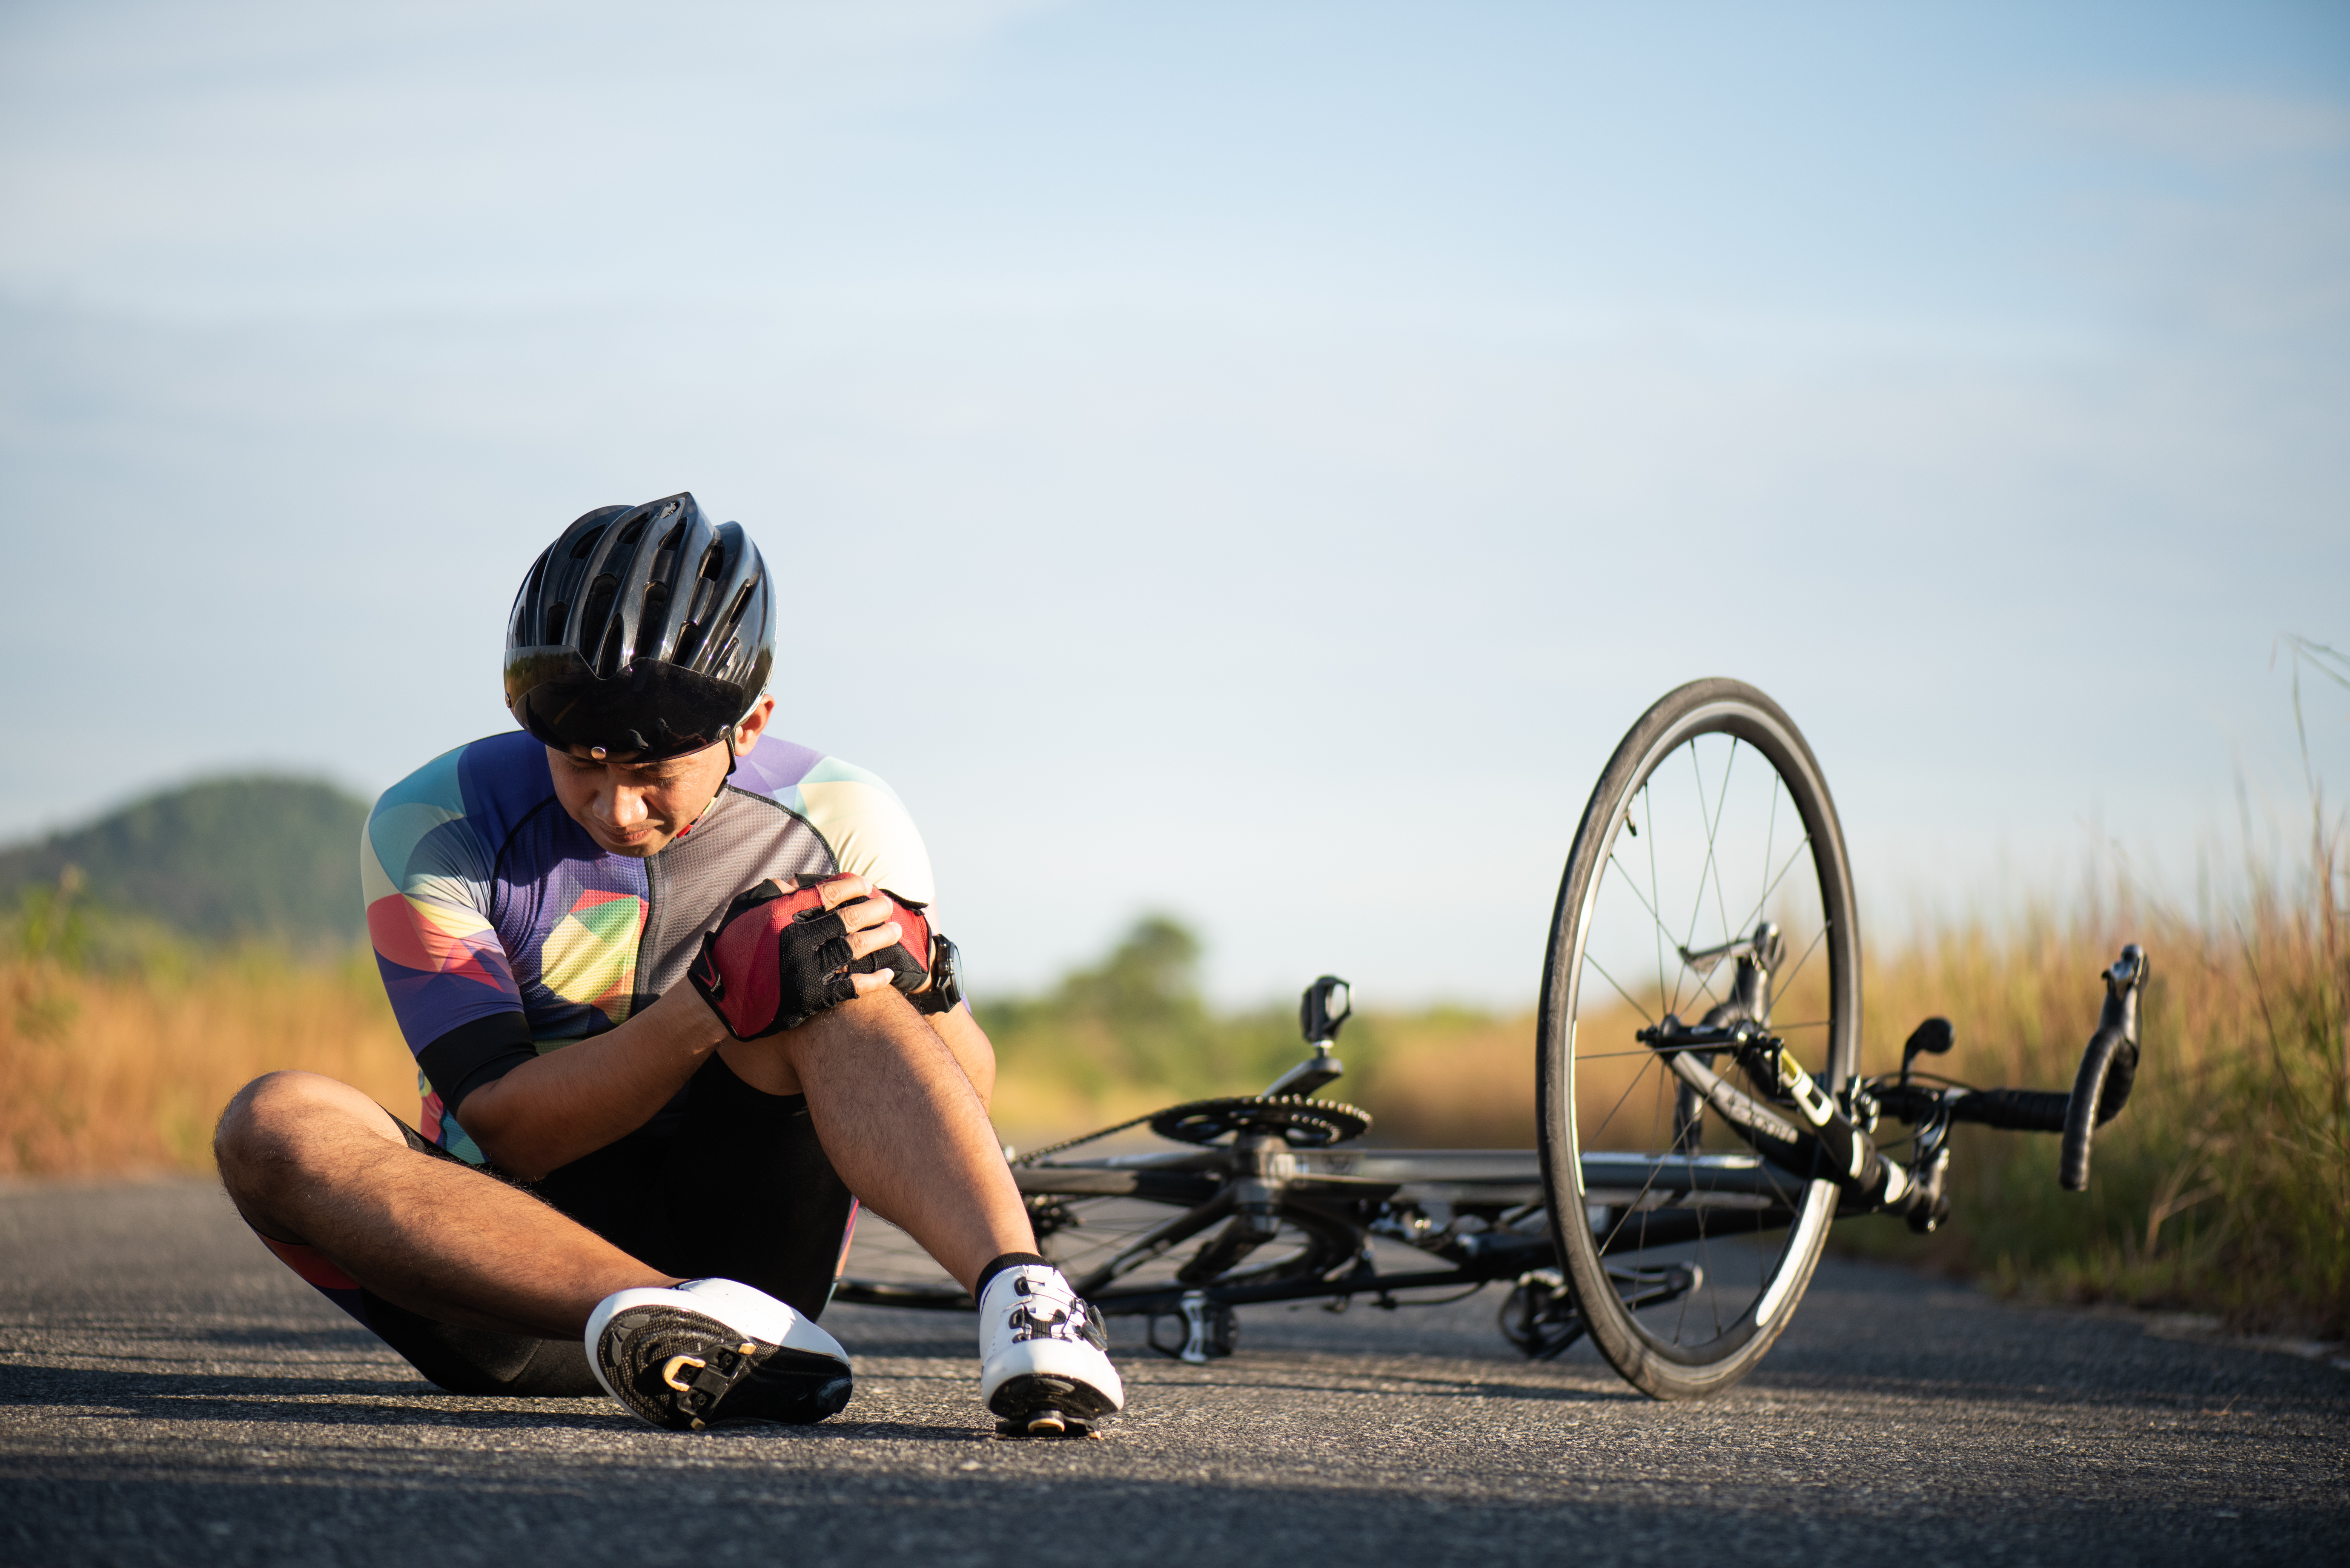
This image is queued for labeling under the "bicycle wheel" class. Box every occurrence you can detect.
[1537,679,1859,1399]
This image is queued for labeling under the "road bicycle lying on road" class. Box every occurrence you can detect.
[837,679,2147,1400]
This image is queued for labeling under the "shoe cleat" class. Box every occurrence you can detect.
[994,1405,1106,1439]
[587,1278,852,1431]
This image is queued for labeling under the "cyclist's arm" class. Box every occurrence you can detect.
[449,986,732,1181]
[465,985,985,1177]
[456,879,902,1179]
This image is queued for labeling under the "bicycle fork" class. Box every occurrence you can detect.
[1658,1039,1914,1207]
[1642,934,1914,1212]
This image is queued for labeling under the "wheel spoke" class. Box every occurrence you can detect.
[1772,922,1831,1013]
[1677,738,1740,995]
[1603,847,1675,945]
[1581,952,1657,1026]
[1584,1042,1672,1147]
[1644,781,1666,1021]
[1704,741,1739,957]
[1725,831,1816,953]
[1674,743,1711,1013]
[1601,849,1731,1018]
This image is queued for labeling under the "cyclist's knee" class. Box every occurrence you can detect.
[214,1071,398,1195]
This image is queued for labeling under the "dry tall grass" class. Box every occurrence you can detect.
[0,947,413,1174]
[1858,868,2347,1334]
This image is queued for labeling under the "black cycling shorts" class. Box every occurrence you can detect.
[255,1052,856,1398]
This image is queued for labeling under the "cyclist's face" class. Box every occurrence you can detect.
[547,695,775,857]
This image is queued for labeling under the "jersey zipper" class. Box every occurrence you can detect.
[640,838,662,1023]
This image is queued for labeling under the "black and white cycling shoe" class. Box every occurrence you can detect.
[587,1278,852,1431]
[978,1263,1124,1437]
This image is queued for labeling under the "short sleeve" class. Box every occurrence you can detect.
[363,745,530,1076]
[794,756,939,912]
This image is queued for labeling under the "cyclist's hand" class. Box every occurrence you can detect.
[686,873,920,1039]
[797,871,936,1001]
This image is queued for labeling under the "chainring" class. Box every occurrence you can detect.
[1147,1095,1372,1148]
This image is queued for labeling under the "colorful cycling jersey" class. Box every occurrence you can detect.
[362,729,937,1164]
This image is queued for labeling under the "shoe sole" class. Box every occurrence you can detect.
[593,1303,851,1431]
[986,1371,1120,1438]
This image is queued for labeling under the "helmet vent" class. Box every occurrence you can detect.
[673,545,728,666]
[569,525,607,561]
[634,582,671,662]
[542,601,568,644]
[718,581,755,643]
[616,515,647,546]
[596,616,626,679]
[580,573,619,663]
[706,582,755,674]
[650,523,685,583]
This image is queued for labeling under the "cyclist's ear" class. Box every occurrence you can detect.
[731,695,777,751]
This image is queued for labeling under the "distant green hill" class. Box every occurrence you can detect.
[0,777,373,949]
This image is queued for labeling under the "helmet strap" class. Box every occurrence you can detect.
[678,726,741,843]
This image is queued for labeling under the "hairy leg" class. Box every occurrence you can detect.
[215,1071,673,1339]
[720,993,1032,1292]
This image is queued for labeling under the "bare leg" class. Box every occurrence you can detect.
[721,992,1032,1293]
[215,1071,673,1338]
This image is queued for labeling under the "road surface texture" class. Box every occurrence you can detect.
[2,1178,2342,1567]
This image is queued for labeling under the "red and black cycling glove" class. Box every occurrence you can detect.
[686,873,935,1040]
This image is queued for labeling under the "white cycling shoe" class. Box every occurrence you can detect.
[978,1262,1124,1436]
[587,1277,853,1431]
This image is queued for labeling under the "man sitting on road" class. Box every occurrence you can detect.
[214,492,1123,1436]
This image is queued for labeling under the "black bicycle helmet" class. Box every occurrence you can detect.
[503,492,774,761]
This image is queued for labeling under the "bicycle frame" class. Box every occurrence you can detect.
[834,1142,1786,1359]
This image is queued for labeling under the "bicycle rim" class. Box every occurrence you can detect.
[1537,679,1859,1399]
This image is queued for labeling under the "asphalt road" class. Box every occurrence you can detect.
[1,1179,2343,1568]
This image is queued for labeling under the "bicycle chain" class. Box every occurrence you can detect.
[1010,1094,1370,1166]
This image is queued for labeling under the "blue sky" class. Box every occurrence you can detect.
[2,0,2345,1002]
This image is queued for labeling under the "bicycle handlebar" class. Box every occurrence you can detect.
[1948,1088,2070,1133]
[2059,944,2145,1191]
[1867,944,2147,1193]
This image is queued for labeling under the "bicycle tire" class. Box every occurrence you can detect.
[1537,679,1859,1399]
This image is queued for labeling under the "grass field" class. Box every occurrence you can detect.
[4,826,2342,1336]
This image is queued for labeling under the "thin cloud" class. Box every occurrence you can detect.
[2047,89,2350,166]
